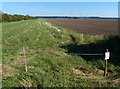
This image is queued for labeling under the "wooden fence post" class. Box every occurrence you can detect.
[23,47,27,72]
[104,49,110,76]
[104,59,107,76]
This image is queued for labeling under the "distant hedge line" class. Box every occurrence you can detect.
[0,13,37,23]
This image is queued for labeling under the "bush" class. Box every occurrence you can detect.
[1,13,37,23]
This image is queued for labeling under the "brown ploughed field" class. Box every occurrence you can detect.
[47,19,118,36]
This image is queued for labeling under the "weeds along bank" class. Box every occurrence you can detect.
[2,19,120,87]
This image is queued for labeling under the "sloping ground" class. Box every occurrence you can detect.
[2,19,120,87]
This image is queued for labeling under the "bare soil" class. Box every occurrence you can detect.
[47,19,118,35]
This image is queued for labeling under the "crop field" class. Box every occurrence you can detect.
[2,19,120,87]
[47,19,118,35]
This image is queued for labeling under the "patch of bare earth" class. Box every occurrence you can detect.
[47,19,118,36]
[72,67,114,84]
[72,68,100,79]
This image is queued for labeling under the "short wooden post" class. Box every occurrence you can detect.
[104,59,107,76]
[23,47,27,72]
[104,49,110,76]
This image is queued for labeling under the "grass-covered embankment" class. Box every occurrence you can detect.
[2,19,120,87]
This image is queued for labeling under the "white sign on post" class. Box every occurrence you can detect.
[105,52,110,60]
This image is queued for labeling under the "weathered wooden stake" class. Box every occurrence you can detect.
[23,47,27,72]
[104,59,107,76]
[104,49,110,76]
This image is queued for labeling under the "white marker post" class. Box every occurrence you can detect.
[104,49,110,76]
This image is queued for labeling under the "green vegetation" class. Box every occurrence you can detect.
[1,13,37,23]
[2,19,120,87]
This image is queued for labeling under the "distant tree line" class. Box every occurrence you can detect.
[0,12,37,23]
[36,16,101,19]
[36,16,119,19]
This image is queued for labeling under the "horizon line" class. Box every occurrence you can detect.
[34,15,119,18]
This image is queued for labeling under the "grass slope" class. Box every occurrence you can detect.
[2,19,120,87]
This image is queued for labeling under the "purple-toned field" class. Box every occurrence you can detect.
[47,19,118,35]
